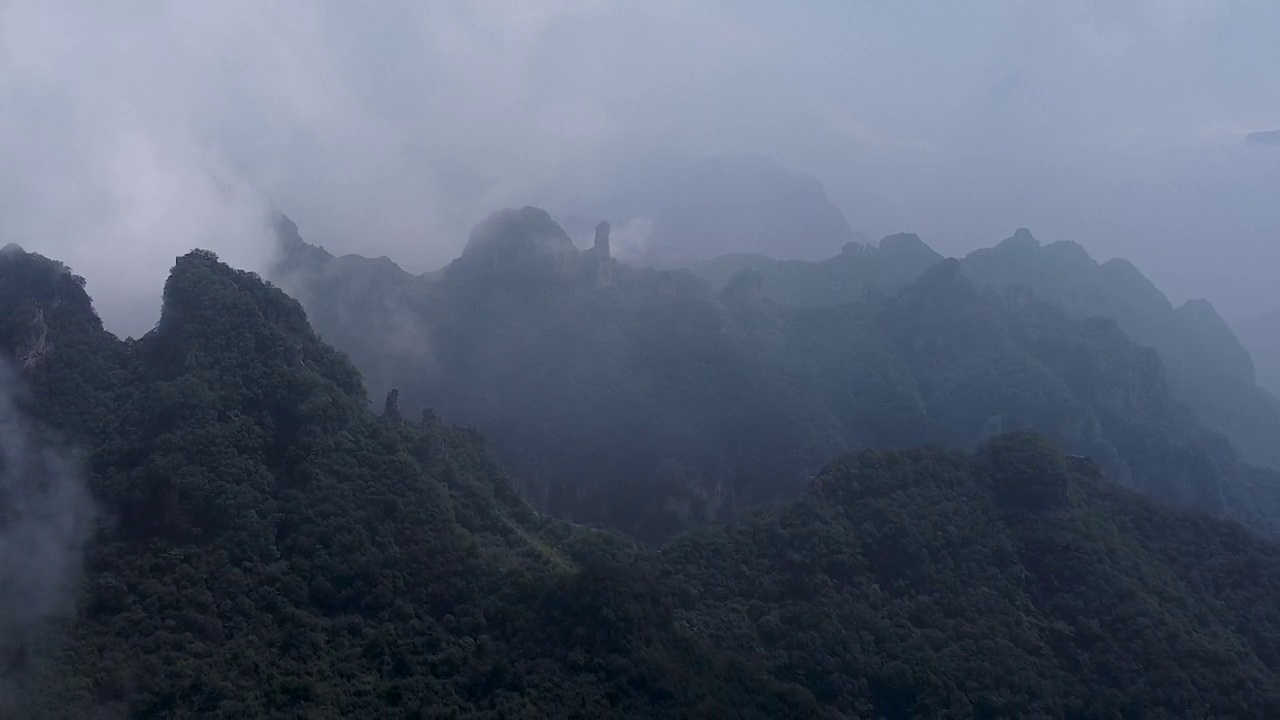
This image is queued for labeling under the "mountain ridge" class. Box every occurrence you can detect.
[270,209,1280,543]
[6,243,1280,716]
[682,225,1280,471]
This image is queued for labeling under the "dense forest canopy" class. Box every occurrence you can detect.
[3,244,1280,716]
[274,208,1280,543]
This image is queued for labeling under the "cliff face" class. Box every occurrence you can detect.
[0,246,128,443]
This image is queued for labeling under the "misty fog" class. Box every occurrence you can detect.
[0,361,94,709]
[2,1,1278,337]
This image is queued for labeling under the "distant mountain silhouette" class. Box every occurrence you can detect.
[273,209,1280,543]
[962,229,1280,471]
[684,227,1280,472]
[1245,130,1280,147]
[8,227,1280,717]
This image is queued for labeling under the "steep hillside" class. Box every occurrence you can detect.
[662,435,1280,717]
[273,209,1280,543]
[962,229,1280,470]
[0,246,812,719]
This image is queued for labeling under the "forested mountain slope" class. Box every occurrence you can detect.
[962,229,1280,471]
[5,245,1280,717]
[273,209,1280,543]
[661,434,1280,717]
[0,247,812,718]
[683,228,1280,472]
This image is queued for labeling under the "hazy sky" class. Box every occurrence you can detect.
[2,0,1278,336]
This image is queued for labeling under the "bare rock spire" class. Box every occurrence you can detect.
[383,389,402,421]
[593,221,611,255]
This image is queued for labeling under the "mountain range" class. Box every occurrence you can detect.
[5,242,1280,716]
[273,209,1280,544]
[691,227,1280,473]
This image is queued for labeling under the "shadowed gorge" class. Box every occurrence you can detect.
[3,245,1280,715]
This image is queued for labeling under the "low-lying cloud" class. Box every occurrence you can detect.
[0,362,95,708]
[2,1,1279,335]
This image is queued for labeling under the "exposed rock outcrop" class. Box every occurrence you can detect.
[588,221,613,287]
[456,207,580,284]
[383,388,402,421]
[18,307,52,370]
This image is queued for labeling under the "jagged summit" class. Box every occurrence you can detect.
[453,207,578,281]
[0,243,103,351]
[1041,239,1094,267]
[450,206,616,289]
[593,220,611,254]
[876,232,943,266]
[461,206,575,258]
[273,212,301,245]
[996,227,1040,250]
[960,232,1280,470]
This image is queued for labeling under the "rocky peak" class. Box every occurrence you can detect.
[593,221,611,255]
[998,227,1041,252]
[461,207,575,259]
[454,207,581,285]
[588,221,613,287]
[1174,298,1257,384]
[877,232,942,265]
[0,245,103,364]
[384,388,403,421]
